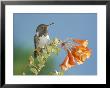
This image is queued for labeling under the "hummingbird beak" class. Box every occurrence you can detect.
[45,22,54,30]
[46,25,49,26]
[47,22,54,30]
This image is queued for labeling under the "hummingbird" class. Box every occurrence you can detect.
[34,22,54,57]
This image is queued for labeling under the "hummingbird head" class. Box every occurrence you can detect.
[36,22,54,33]
[36,24,48,32]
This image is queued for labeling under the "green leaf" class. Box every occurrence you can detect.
[30,67,38,75]
[29,56,34,65]
[38,64,45,68]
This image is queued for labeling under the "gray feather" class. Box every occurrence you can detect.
[34,34,39,49]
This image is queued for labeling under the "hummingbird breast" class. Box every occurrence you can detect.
[37,35,50,48]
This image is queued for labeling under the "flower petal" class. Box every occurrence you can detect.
[73,39,88,47]
[60,50,76,71]
[60,55,69,71]
[67,49,76,66]
[71,45,91,65]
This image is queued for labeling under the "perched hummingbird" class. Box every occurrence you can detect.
[34,23,54,57]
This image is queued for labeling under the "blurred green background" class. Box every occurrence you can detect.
[13,47,56,75]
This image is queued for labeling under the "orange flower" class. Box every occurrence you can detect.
[60,55,69,71]
[60,39,92,70]
[67,49,76,67]
[71,46,91,65]
[83,48,92,59]
[60,50,75,71]
[72,47,84,64]
[72,39,88,47]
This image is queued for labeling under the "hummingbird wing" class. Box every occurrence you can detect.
[34,34,39,49]
[34,34,40,58]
